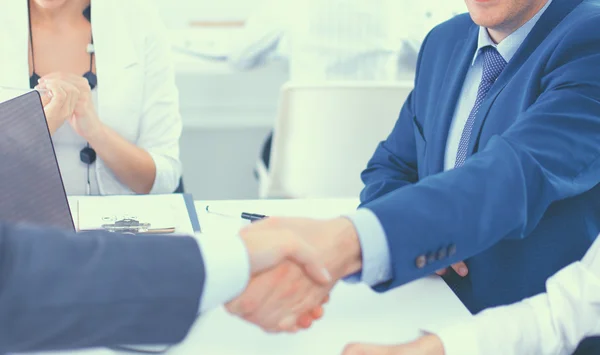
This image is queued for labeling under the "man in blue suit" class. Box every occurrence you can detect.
[0,222,330,353]
[227,0,600,352]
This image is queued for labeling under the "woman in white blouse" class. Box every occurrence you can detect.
[342,235,600,355]
[0,0,182,195]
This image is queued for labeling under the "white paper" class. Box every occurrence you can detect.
[68,195,195,236]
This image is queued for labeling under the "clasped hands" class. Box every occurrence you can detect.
[35,73,104,138]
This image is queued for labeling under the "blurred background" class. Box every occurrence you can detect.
[152,0,467,200]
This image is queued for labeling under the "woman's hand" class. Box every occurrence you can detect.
[39,73,157,194]
[36,79,80,135]
[39,73,104,140]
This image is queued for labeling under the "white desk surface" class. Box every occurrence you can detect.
[35,198,471,355]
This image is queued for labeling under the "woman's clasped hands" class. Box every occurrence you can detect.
[36,73,103,138]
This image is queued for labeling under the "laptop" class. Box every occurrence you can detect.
[0,91,76,231]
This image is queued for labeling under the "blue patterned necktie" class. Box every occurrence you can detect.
[454,46,507,167]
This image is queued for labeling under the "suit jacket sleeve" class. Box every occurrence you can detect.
[0,222,205,353]
[362,18,600,290]
[359,34,430,205]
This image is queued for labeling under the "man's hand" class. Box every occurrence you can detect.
[242,223,332,284]
[342,335,445,355]
[226,217,363,333]
[436,261,468,277]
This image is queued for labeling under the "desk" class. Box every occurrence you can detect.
[34,198,471,355]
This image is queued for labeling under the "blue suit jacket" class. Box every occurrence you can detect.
[360,0,600,351]
[0,223,204,353]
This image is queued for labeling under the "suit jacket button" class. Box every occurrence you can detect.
[437,248,447,260]
[415,255,427,269]
[448,244,457,257]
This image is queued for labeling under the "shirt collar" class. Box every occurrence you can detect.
[471,0,553,66]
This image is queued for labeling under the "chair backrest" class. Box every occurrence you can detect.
[174,177,185,194]
[264,81,413,198]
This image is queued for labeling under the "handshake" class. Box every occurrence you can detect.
[226,216,363,332]
[223,216,446,355]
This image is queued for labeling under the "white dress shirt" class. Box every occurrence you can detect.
[434,234,600,355]
[346,0,552,287]
[229,0,466,81]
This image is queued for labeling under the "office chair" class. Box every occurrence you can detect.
[257,81,413,198]
[174,177,185,194]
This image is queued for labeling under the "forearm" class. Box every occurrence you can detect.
[87,124,156,194]
[364,133,595,289]
[0,223,203,353]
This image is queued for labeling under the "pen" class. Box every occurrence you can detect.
[205,206,268,222]
[241,212,268,222]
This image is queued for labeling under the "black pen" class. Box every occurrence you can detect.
[205,206,268,222]
[240,212,268,222]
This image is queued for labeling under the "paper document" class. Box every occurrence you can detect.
[68,195,196,236]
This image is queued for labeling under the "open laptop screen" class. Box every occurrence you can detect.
[0,91,75,231]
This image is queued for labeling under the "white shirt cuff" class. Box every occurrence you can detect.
[194,234,250,313]
[148,151,181,194]
[430,320,480,355]
[344,208,393,286]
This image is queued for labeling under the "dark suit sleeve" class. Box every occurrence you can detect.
[363,19,600,290]
[359,34,429,205]
[0,222,205,353]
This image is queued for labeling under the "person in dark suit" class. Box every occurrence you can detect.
[223,0,600,353]
[0,222,330,354]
